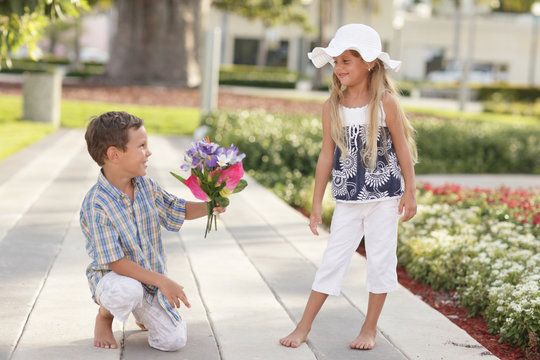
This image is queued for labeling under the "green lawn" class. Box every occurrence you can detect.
[0,94,201,161]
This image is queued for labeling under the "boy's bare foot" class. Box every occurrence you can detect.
[350,326,376,350]
[280,326,309,348]
[136,321,147,331]
[94,306,118,349]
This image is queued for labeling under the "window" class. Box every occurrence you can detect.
[233,38,258,65]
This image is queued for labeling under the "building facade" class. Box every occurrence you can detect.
[210,0,540,86]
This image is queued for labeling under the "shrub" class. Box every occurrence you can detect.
[202,110,321,208]
[219,65,298,89]
[476,85,540,103]
[414,116,540,174]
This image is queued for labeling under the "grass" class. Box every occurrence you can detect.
[0,94,201,161]
[60,100,200,135]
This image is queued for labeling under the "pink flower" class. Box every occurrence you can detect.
[218,162,244,193]
[184,174,209,201]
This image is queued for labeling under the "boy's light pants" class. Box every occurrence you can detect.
[312,198,400,296]
[95,271,187,351]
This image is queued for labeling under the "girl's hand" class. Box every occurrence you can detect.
[399,191,417,222]
[309,204,323,236]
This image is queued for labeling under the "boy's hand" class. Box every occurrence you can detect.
[158,276,191,309]
[399,190,417,222]
[212,205,227,215]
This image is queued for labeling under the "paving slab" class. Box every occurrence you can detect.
[0,129,83,243]
[10,217,122,360]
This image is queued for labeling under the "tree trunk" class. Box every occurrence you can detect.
[106,0,208,88]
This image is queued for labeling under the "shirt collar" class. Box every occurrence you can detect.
[97,170,142,201]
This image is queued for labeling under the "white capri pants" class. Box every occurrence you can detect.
[95,271,187,351]
[312,198,400,296]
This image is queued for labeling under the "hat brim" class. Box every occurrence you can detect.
[308,46,401,72]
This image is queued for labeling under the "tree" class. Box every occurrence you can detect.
[213,0,311,67]
[105,0,211,88]
[0,0,88,68]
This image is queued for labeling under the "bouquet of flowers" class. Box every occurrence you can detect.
[171,137,247,238]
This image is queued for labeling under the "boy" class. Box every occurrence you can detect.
[80,111,224,351]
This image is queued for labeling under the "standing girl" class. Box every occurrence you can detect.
[280,24,418,350]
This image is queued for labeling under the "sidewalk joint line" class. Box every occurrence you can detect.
[222,216,323,359]
[8,211,78,359]
[177,233,224,360]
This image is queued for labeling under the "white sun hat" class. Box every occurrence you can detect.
[308,24,401,72]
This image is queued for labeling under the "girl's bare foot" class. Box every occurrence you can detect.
[94,306,118,349]
[350,326,376,350]
[136,321,147,331]
[280,326,310,348]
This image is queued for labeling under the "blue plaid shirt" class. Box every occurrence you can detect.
[80,171,186,325]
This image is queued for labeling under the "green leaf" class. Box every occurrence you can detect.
[215,196,230,208]
[170,171,186,183]
[211,171,221,182]
[233,179,248,193]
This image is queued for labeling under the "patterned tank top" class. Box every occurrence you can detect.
[331,104,404,203]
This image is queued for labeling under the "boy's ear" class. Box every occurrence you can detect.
[105,146,121,163]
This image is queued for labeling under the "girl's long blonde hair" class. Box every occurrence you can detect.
[329,52,418,169]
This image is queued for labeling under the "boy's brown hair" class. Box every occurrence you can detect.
[85,111,144,166]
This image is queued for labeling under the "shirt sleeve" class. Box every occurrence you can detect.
[81,202,125,265]
[153,181,186,231]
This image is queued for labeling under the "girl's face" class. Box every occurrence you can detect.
[333,50,369,87]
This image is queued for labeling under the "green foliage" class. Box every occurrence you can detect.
[212,0,311,30]
[492,0,539,13]
[0,0,89,66]
[414,116,540,174]
[203,107,540,215]
[0,57,104,76]
[202,110,322,208]
[476,85,540,102]
[483,100,540,117]
[219,65,299,88]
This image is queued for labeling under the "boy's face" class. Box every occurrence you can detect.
[117,126,151,177]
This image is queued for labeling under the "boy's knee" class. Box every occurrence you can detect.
[150,321,187,351]
[97,273,144,321]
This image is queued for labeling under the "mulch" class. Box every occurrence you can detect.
[0,82,323,116]
[1,80,531,359]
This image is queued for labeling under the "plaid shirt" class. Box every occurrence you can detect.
[80,171,186,325]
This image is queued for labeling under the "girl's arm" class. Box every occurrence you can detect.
[310,100,336,235]
[383,92,417,222]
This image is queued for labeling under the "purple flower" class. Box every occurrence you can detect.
[216,144,246,167]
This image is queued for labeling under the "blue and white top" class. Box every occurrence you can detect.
[332,104,404,203]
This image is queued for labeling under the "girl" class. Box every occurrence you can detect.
[280,24,418,350]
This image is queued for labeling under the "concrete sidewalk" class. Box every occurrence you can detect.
[0,129,518,360]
